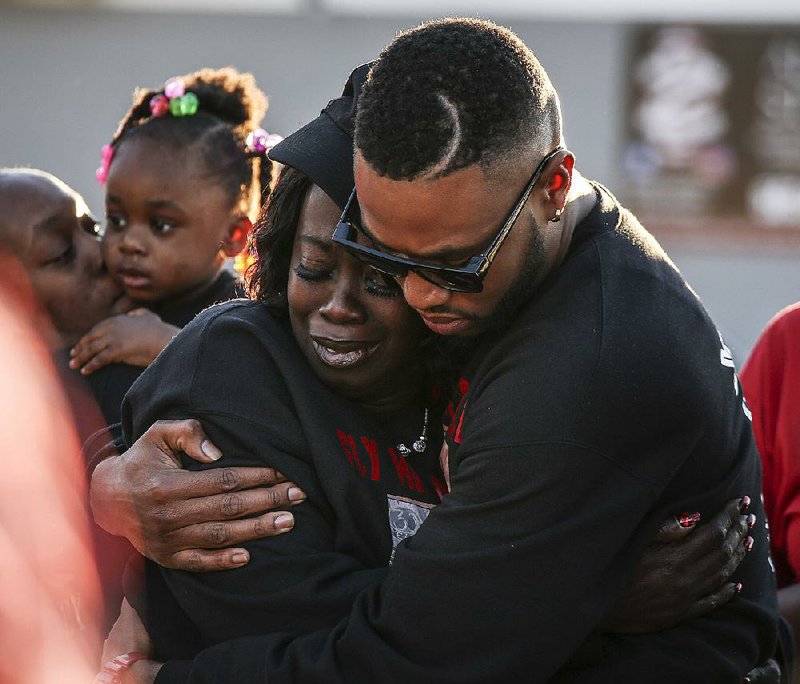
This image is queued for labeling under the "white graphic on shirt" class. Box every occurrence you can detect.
[718,331,752,420]
[387,495,434,563]
[719,335,737,391]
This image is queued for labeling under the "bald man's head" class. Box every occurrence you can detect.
[0,169,125,348]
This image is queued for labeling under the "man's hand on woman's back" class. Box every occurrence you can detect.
[89,419,306,571]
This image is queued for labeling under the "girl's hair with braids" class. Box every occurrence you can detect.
[108,67,273,219]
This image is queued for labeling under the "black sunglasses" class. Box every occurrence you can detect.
[332,147,567,293]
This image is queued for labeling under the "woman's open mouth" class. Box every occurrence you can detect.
[310,336,381,369]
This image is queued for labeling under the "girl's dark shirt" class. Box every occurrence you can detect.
[121,301,446,660]
[150,267,244,328]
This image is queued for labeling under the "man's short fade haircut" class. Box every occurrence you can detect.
[355,17,562,181]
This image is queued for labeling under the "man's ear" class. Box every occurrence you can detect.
[544,151,575,213]
[222,217,253,257]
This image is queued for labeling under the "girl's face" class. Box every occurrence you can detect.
[103,137,241,303]
[0,173,129,347]
[288,185,429,410]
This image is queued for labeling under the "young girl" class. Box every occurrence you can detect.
[70,67,279,375]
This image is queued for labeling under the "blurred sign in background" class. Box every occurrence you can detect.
[623,25,800,226]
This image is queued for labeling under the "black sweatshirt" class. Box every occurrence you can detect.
[151,185,778,684]
[149,268,244,329]
[122,303,446,660]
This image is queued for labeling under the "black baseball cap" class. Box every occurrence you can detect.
[268,62,373,210]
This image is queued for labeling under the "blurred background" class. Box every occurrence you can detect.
[2,0,799,362]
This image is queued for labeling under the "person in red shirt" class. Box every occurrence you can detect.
[741,301,800,681]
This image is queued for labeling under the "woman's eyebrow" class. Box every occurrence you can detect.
[299,235,332,252]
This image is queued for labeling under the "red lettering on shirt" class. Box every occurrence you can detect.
[454,408,465,444]
[389,447,424,493]
[445,377,470,442]
[431,473,448,500]
[336,429,366,477]
[360,436,381,481]
[445,392,469,445]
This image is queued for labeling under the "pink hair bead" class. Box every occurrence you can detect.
[95,144,115,186]
[246,129,283,153]
[164,77,186,99]
[246,128,268,152]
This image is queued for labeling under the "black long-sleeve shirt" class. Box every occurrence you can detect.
[122,303,446,660]
[151,184,778,683]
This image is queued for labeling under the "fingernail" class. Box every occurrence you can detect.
[288,487,306,502]
[745,536,754,553]
[743,675,751,683]
[738,496,751,513]
[678,512,701,528]
[747,514,756,530]
[275,513,294,530]
[231,551,249,565]
[201,439,222,461]
[734,582,743,595]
